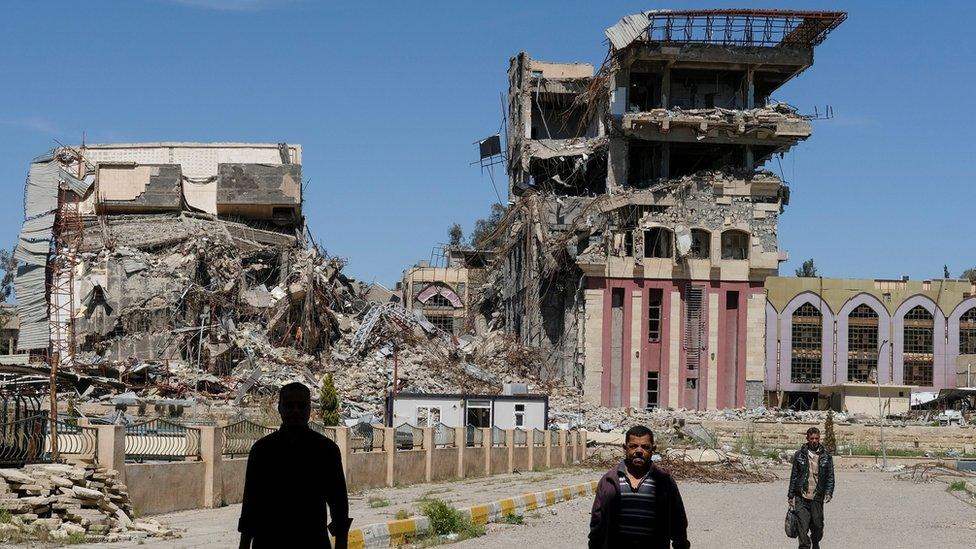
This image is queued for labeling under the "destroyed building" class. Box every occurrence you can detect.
[496,9,846,410]
[399,248,492,335]
[11,142,357,397]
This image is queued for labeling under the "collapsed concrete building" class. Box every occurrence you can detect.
[496,9,846,410]
[11,142,359,396]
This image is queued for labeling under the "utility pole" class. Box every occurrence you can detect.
[876,339,889,469]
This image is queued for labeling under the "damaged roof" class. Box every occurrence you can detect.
[606,9,847,51]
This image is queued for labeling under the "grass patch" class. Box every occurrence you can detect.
[65,532,88,545]
[501,512,524,525]
[949,480,968,492]
[394,509,411,520]
[368,497,391,508]
[526,473,556,484]
[0,511,10,524]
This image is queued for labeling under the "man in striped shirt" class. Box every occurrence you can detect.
[589,425,690,549]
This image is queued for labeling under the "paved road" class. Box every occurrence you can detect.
[453,469,976,548]
[75,468,975,548]
[76,468,601,548]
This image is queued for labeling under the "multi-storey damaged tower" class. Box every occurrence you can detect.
[499,9,845,409]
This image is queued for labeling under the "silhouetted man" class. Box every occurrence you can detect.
[788,426,835,549]
[239,382,350,548]
[589,425,690,549]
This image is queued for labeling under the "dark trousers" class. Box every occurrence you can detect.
[796,497,824,549]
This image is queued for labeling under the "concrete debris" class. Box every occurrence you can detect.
[0,464,175,543]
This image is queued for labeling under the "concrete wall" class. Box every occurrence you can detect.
[701,420,976,453]
[125,461,206,515]
[220,458,248,505]
[463,447,487,478]
[103,426,585,515]
[347,451,388,491]
[430,448,458,482]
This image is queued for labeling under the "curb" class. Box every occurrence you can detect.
[344,480,598,548]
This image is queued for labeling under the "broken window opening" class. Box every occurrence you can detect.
[527,153,607,196]
[422,294,455,309]
[644,228,673,259]
[847,304,879,383]
[689,229,711,259]
[629,72,662,112]
[721,230,749,260]
[684,286,705,370]
[903,306,934,386]
[645,372,659,409]
[791,303,822,384]
[669,68,747,110]
[647,289,663,342]
[960,307,976,355]
[530,92,593,140]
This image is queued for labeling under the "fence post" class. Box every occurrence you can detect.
[384,427,395,487]
[559,430,567,466]
[506,429,514,474]
[423,428,433,483]
[334,427,350,478]
[526,431,534,471]
[455,427,465,479]
[482,428,491,476]
[200,426,222,508]
[544,430,552,469]
[579,429,587,462]
[95,425,126,484]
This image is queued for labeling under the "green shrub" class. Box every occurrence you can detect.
[501,512,524,525]
[948,480,967,492]
[368,497,390,508]
[0,510,11,524]
[394,509,411,520]
[419,498,484,542]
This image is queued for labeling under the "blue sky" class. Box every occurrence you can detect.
[1,1,973,287]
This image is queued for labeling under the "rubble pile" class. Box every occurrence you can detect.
[0,465,173,543]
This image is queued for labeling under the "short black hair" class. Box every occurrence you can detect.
[625,425,654,444]
[806,426,821,437]
[280,382,311,401]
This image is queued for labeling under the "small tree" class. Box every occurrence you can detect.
[469,203,508,249]
[448,223,464,248]
[319,373,340,426]
[823,409,837,454]
[963,267,976,284]
[795,259,818,278]
[944,265,951,279]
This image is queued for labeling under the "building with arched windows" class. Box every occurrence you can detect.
[399,249,492,336]
[764,277,976,408]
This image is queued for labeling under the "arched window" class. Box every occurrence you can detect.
[721,230,749,260]
[847,304,878,382]
[689,229,710,259]
[960,308,976,355]
[791,303,822,384]
[903,306,934,386]
[643,228,673,258]
[424,294,454,308]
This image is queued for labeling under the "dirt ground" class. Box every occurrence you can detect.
[72,467,975,548]
[453,468,976,548]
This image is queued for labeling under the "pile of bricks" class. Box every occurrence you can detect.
[0,465,174,543]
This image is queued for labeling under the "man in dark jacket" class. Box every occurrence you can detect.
[589,425,690,549]
[788,426,835,549]
[238,383,351,548]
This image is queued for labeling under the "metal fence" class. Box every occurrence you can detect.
[513,428,528,447]
[466,425,483,448]
[394,423,424,450]
[308,421,337,441]
[350,423,384,453]
[49,420,98,459]
[432,423,455,448]
[491,426,506,447]
[221,419,274,458]
[0,414,47,466]
[532,429,546,447]
[124,418,201,462]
